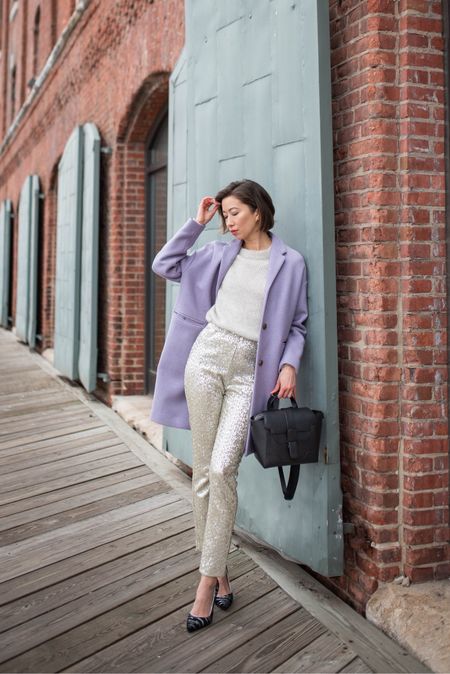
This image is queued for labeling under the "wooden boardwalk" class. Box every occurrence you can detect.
[0,328,429,673]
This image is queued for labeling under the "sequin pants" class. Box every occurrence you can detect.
[184,321,257,577]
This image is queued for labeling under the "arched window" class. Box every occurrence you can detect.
[145,110,168,392]
[51,0,57,46]
[10,64,16,119]
[33,6,41,78]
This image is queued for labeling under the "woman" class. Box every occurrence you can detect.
[151,179,308,632]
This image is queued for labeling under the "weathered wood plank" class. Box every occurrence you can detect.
[0,407,103,437]
[55,566,281,673]
[2,450,142,494]
[0,537,200,665]
[0,373,63,395]
[0,471,159,531]
[274,631,357,673]
[233,538,431,673]
[0,404,94,431]
[339,656,373,673]
[0,391,78,424]
[0,418,106,450]
[0,478,168,545]
[0,367,57,380]
[0,433,125,472]
[0,455,145,506]
[0,500,193,604]
[1,444,132,488]
[0,552,255,672]
[112,586,299,673]
[0,425,113,458]
[2,516,194,624]
[0,402,84,430]
[206,608,328,672]
[0,491,183,582]
[0,465,149,517]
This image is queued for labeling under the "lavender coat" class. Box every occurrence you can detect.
[150,217,308,458]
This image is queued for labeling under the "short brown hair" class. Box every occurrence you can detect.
[214,178,275,234]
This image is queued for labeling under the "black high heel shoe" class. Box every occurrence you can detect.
[214,565,233,610]
[186,582,218,632]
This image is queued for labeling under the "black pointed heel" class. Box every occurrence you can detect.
[214,565,233,610]
[186,582,218,632]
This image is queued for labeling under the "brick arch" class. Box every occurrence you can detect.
[105,71,170,398]
[116,72,169,143]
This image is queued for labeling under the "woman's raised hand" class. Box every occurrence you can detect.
[195,196,220,226]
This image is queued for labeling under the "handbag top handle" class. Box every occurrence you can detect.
[267,394,298,410]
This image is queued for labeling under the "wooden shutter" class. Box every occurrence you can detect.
[27,176,40,348]
[54,126,83,379]
[78,123,100,392]
[15,178,32,343]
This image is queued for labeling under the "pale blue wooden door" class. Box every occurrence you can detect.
[162,0,343,576]
[78,123,100,392]
[54,126,83,379]
[0,200,12,328]
[27,176,40,348]
[15,176,40,345]
[16,178,31,341]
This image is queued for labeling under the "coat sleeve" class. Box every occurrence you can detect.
[151,217,206,282]
[278,260,308,374]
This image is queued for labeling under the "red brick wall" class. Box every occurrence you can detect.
[0,0,184,399]
[1,0,64,136]
[328,0,449,612]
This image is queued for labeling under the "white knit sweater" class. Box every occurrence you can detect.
[205,244,271,341]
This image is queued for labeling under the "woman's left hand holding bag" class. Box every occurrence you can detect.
[271,364,296,399]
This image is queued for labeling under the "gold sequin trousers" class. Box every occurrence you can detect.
[184,321,258,577]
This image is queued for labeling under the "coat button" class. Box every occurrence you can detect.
[262,322,267,329]
[258,359,264,366]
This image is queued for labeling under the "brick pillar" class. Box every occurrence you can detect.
[40,173,57,351]
[328,0,449,611]
[398,0,448,583]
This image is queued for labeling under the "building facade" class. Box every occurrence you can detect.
[0,0,448,613]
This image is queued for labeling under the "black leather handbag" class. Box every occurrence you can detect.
[250,394,324,500]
